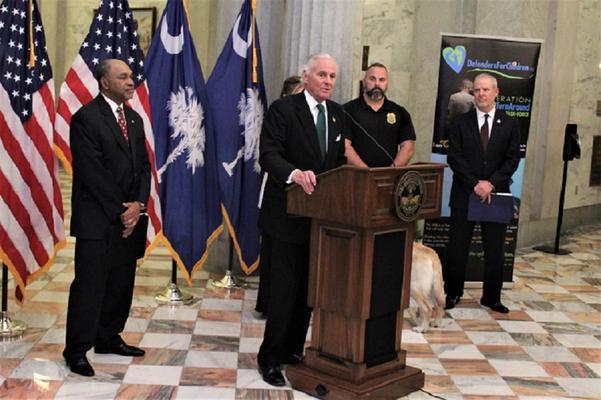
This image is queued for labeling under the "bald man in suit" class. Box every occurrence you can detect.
[64,59,149,376]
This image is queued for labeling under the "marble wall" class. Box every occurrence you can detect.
[566,0,601,208]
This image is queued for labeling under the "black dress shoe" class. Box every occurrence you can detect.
[284,353,304,365]
[259,364,285,386]
[445,295,461,310]
[95,342,145,357]
[480,299,509,314]
[65,356,95,377]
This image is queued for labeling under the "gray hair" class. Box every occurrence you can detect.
[474,73,498,89]
[301,53,337,75]
[95,59,113,85]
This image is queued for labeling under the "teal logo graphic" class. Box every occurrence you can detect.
[442,45,466,73]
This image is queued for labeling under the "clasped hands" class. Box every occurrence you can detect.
[474,180,494,203]
[120,201,141,238]
[292,170,317,195]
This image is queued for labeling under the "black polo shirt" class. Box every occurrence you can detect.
[343,96,416,167]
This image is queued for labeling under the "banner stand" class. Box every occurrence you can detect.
[0,263,27,339]
[465,282,514,289]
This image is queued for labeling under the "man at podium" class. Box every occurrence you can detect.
[256,53,348,386]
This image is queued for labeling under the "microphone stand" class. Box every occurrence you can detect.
[532,157,571,255]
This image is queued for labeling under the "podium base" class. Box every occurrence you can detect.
[286,363,424,400]
[532,245,571,255]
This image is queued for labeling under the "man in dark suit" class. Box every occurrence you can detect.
[445,73,520,314]
[257,53,347,386]
[64,59,149,376]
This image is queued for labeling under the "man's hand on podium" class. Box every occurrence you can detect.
[292,169,317,195]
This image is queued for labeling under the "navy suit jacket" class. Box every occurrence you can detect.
[70,95,150,255]
[448,109,520,209]
[258,92,347,243]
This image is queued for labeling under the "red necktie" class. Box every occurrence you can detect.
[116,106,129,142]
[480,114,489,152]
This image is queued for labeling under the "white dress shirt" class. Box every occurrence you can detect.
[286,91,330,183]
[101,93,125,124]
[476,107,496,139]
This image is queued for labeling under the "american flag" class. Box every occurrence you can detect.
[0,0,65,301]
[54,0,162,250]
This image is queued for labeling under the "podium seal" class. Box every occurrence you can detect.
[394,171,425,222]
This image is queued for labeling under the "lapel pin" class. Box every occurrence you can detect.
[496,119,501,124]
[332,116,336,123]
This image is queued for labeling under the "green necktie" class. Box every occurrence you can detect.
[316,103,326,157]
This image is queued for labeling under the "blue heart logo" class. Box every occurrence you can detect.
[442,46,466,73]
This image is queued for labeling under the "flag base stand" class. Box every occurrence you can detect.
[1,264,27,339]
[211,270,241,289]
[211,237,242,289]
[154,283,195,305]
[154,260,195,305]
[0,311,26,339]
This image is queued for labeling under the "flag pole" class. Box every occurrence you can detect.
[154,259,195,305]
[0,262,27,338]
[251,0,257,83]
[212,236,241,289]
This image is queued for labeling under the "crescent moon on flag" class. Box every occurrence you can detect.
[160,14,184,55]
[232,15,252,58]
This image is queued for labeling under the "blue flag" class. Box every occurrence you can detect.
[145,0,222,278]
[207,0,267,274]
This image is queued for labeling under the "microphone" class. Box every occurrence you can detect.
[341,107,395,165]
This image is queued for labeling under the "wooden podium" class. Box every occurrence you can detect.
[285,163,445,399]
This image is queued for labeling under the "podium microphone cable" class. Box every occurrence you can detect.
[341,108,395,165]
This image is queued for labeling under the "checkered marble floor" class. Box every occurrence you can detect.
[0,173,600,399]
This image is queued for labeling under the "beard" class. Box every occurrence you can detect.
[365,87,385,101]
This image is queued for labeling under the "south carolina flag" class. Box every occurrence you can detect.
[207,0,267,274]
[145,0,222,279]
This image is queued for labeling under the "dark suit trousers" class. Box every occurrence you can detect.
[445,207,507,303]
[64,237,137,358]
[257,238,312,367]
[255,233,272,315]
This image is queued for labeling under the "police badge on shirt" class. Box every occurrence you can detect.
[387,112,396,124]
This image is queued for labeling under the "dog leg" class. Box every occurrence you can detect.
[427,246,446,329]
[407,307,418,327]
[412,292,431,333]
